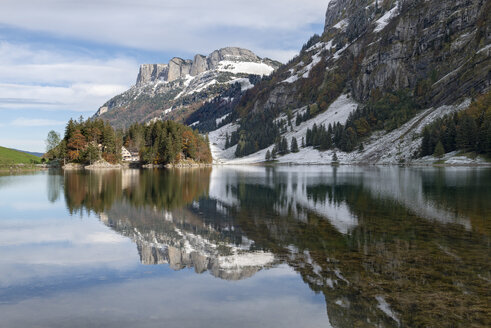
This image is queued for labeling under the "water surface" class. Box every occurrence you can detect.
[0,167,490,327]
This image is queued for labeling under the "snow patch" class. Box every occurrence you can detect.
[216,113,231,126]
[217,61,274,76]
[282,74,299,84]
[374,4,399,33]
[300,52,323,78]
[228,77,254,91]
[376,296,400,326]
[476,44,491,55]
[333,19,347,30]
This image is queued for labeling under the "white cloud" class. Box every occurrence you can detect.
[0,0,328,60]
[0,42,138,112]
[10,118,66,127]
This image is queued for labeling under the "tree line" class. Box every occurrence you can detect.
[124,120,212,164]
[420,91,491,157]
[45,117,212,165]
[45,117,122,164]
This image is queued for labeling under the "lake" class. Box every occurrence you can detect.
[0,166,489,327]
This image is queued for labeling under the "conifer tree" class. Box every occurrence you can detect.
[291,137,299,153]
[434,141,445,159]
[332,152,338,163]
[271,146,277,159]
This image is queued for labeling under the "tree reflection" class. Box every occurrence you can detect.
[62,168,211,215]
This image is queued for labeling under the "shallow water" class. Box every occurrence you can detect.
[0,166,489,327]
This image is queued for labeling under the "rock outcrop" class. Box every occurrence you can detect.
[135,47,269,86]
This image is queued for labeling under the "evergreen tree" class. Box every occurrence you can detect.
[332,152,338,163]
[271,146,277,159]
[421,127,432,156]
[265,150,271,161]
[84,142,100,164]
[291,137,299,153]
[280,137,289,155]
[64,119,76,141]
[456,115,477,151]
[434,141,445,159]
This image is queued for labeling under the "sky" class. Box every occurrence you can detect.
[0,0,328,152]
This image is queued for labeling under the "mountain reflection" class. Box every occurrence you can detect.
[60,166,491,327]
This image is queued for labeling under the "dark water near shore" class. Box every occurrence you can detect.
[0,166,489,327]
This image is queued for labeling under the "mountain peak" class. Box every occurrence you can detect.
[136,47,271,86]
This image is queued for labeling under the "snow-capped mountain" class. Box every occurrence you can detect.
[94,47,281,129]
[208,0,490,165]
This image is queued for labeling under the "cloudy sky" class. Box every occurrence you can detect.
[0,0,328,152]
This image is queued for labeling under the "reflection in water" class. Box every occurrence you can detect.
[59,166,491,327]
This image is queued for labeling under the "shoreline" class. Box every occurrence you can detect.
[60,161,491,170]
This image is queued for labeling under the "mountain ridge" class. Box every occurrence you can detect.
[94,47,281,129]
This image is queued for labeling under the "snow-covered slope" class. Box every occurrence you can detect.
[210,94,359,165]
[209,94,489,165]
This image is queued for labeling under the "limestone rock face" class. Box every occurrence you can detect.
[321,0,490,106]
[136,64,168,86]
[324,0,351,31]
[135,47,268,86]
[350,0,490,106]
[167,57,193,82]
[246,0,489,118]
[207,47,259,68]
[190,54,208,76]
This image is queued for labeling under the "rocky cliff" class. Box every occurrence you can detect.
[95,47,280,129]
[136,48,265,85]
[210,0,490,164]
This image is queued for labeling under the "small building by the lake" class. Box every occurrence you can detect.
[122,146,140,162]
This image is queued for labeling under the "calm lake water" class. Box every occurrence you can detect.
[0,166,489,327]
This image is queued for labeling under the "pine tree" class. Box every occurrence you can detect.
[271,146,277,159]
[421,127,432,156]
[84,142,100,164]
[332,152,338,163]
[456,115,477,151]
[281,137,289,154]
[265,150,271,161]
[291,137,299,153]
[434,141,445,159]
